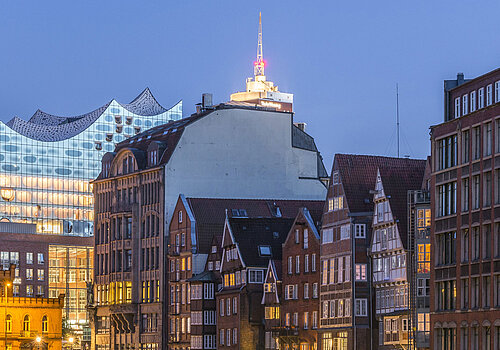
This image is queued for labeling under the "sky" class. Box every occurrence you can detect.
[1,1,500,171]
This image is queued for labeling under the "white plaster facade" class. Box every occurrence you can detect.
[163,107,327,224]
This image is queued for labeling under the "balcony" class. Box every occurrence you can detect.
[19,330,37,338]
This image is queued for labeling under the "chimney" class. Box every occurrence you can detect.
[295,122,307,132]
[457,72,465,85]
[202,93,213,108]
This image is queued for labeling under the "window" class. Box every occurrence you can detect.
[333,171,340,184]
[259,245,272,257]
[484,123,492,156]
[462,178,469,212]
[472,175,480,209]
[233,328,237,345]
[285,313,290,327]
[5,314,12,333]
[483,276,491,308]
[304,254,309,273]
[355,299,367,316]
[437,135,457,170]
[483,225,491,259]
[220,299,224,316]
[295,256,300,274]
[334,196,343,210]
[265,306,280,319]
[328,198,334,212]
[26,268,33,280]
[26,252,33,264]
[478,87,485,109]
[178,210,183,223]
[354,224,366,238]
[42,315,48,333]
[355,264,367,281]
[487,84,493,106]
[312,311,318,329]
[293,312,298,327]
[417,278,430,296]
[462,129,470,163]
[461,229,469,262]
[248,270,264,283]
[38,269,44,281]
[288,256,293,274]
[203,283,214,299]
[285,285,298,300]
[220,329,224,345]
[436,280,457,311]
[340,224,350,240]
[312,283,318,298]
[208,261,213,271]
[496,80,500,102]
[472,227,480,261]
[417,244,430,273]
[472,126,481,160]
[322,228,333,244]
[304,283,309,299]
[462,95,468,115]
[303,229,308,249]
[23,315,30,331]
[436,231,456,265]
[495,223,500,258]
[461,278,469,309]
[470,91,477,112]
[454,97,460,118]
[312,254,316,272]
[227,329,231,346]
[226,298,231,316]
[437,182,456,217]
[295,229,300,244]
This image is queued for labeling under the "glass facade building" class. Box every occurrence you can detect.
[0,89,181,340]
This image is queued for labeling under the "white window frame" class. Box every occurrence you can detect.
[478,87,485,109]
[487,84,493,106]
[354,224,366,238]
[303,229,308,249]
[355,299,368,316]
[454,97,460,118]
[496,81,500,103]
[462,95,468,115]
[470,91,476,112]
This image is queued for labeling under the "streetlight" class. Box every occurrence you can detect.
[68,336,74,350]
[35,336,42,350]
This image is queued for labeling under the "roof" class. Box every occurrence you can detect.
[5,88,173,142]
[186,197,324,254]
[187,270,217,283]
[228,217,294,268]
[334,154,426,214]
[378,160,426,249]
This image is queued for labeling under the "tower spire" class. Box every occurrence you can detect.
[254,12,264,77]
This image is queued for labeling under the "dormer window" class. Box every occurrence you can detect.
[258,245,272,257]
[231,209,248,217]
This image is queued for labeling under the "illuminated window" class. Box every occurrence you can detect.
[265,307,280,320]
[5,315,12,333]
[126,282,132,303]
[417,244,430,273]
[334,196,343,211]
[42,315,48,333]
[417,209,431,228]
[23,315,30,331]
[328,199,334,212]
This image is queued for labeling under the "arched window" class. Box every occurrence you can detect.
[42,315,48,333]
[23,315,30,331]
[5,314,12,333]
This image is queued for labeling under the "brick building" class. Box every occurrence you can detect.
[263,259,282,349]
[217,217,295,349]
[167,197,324,350]
[368,160,426,349]
[430,69,500,349]
[278,207,321,350]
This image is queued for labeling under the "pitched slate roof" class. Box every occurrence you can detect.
[378,160,426,249]
[334,154,426,214]
[186,197,324,255]
[228,217,294,268]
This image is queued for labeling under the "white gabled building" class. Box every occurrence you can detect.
[368,161,426,349]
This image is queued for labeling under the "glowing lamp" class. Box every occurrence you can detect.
[0,188,15,202]
[69,337,74,343]
[36,336,42,343]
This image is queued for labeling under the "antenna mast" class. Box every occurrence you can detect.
[254,12,265,77]
[396,83,400,158]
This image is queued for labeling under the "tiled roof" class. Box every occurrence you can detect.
[378,160,426,249]
[228,217,294,267]
[186,197,324,255]
[334,154,426,214]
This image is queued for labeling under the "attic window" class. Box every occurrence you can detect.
[259,245,272,257]
[231,209,248,217]
[332,171,340,184]
[273,232,279,239]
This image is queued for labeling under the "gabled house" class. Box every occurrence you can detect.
[217,217,294,349]
[167,196,323,350]
[368,161,426,349]
[262,259,282,350]
[279,207,321,350]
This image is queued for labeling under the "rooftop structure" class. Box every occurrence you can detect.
[230,13,293,112]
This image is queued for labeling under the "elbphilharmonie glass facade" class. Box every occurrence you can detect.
[0,88,181,338]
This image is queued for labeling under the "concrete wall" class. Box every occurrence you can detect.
[164,108,327,222]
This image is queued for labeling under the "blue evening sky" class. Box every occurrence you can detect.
[1,1,499,170]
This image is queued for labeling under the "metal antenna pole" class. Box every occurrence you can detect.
[254,12,265,77]
[397,83,400,158]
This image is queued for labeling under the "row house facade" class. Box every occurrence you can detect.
[217,217,295,350]
[167,197,323,350]
[277,208,321,350]
[368,161,426,349]
[430,69,500,350]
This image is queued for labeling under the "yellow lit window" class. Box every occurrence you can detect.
[5,314,12,333]
[156,280,160,302]
[181,258,186,271]
[265,307,280,319]
[109,282,115,304]
[417,244,430,273]
[142,282,146,303]
[125,282,132,303]
[224,274,230,287]
[230,273,235,286]
[116,282,123,304]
